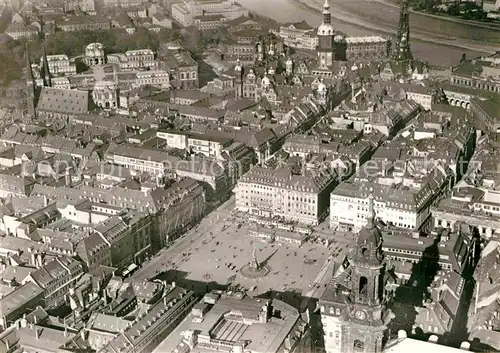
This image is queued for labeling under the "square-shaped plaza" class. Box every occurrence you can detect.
[163,221,334,298]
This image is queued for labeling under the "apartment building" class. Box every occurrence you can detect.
[235,166,337,225]
[23,256,83,308]
[156,130,233,158]
[330,177,447,232]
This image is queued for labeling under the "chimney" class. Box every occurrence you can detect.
[31,251,37,266]
[428,335,439,343]
[43,195,48,207]
[65,169,71,187]
[36,328,42,340]
[460,342,471,351]
[33,314,37,324]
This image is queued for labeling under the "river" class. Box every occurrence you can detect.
[237,0,498,67]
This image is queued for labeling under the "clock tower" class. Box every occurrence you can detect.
[319,194,391,353]
[317,0,335,69]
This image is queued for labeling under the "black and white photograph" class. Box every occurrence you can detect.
[0,0,499,352]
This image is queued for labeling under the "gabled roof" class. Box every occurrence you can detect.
[36,87,92,115]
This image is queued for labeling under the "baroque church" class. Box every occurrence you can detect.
[319,194,393,353]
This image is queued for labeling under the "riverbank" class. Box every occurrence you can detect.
[375,0,500,32]
[293,0,498,54]
[236,0,489,66]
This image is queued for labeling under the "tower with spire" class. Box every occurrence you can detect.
[41,42,52,87]
[393,0,413,64]
[25,45,37,118]
[316,0,335,70]
[319,192,391,353]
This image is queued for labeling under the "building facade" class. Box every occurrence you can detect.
[235,166,337,225]
[345,36,390,62]
[277,21,318,50]
[320,195,390,353]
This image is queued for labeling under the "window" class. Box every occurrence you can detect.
[359,276,368,295]
[354,339,365,352]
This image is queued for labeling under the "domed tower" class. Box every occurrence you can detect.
[316,78,328,105]
[317,0,335,69]
[344,193,388,353]
[234,59,244,98]
[285,57,293,76]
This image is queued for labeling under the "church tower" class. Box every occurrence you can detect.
[319,193,390,353]
[42,42,52,87]
[317,0,335,69]
[25,45,37,118]
[393,0,412,63]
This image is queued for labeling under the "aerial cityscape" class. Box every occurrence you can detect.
[0,0,499,352]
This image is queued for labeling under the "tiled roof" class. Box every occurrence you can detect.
[36,87,91,115]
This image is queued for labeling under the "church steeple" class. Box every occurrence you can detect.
[393,0,412,63]
[322,0,331,25]
[25,44,34,85]
[25,44,36,118]
[42,42,51,87]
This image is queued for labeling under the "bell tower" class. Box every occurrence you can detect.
[319,193,391,353]
[317,0,335,69]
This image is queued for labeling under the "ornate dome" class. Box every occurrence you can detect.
[318,23,334,36]
[86,43,105,58]
[353,194,383,266]
[261,74,271,86]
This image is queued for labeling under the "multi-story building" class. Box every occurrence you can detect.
[173,105,226,123]
[99,286,198,353]
[450,58,500,94]
[156,130,233,158]
[92,212,152,268]
[64,0,96,14]
[153,292,303,353]
[23,256,83,308]
[159,50,199,90]
[402,83,435,110]
[345,36,390,62]
[193,14,228,30]
[433,186,500,240]
[320,198,391,353]
[35,87,93,120]
[107,49,155,71]
[330,176,449,232]
[0,282,44,330]
[105,143,179,175]
[235,165,337,225]
[133,70,170,89]
[277,20,318,50]
[382,229,470,273]
[57,15,110,31]
[470,96,500,144]
[5,22,38,40]
[171,0,248,27]
[154,178,206,245]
